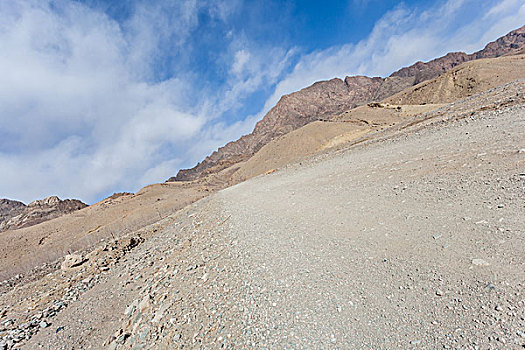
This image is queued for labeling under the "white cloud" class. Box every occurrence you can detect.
[123,0,200,79]
[0,0,295,204]
[0,0,209,203]
[485,0,522,17]
[219,44,296,114]
[231,49,251,76]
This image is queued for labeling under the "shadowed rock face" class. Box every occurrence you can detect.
[0,199,26,224]
[0,196,87,232]
[170,26,525,182]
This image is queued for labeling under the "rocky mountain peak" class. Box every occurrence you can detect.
[28,196,60,207]
[0,199,26,224]
[0,196,87,232]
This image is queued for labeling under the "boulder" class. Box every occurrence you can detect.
[61,254,86,270]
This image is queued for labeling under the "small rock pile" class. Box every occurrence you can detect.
[0,229,149,349]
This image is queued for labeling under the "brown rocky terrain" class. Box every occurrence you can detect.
[171,26,525,182]
[170,76,386,181]
[389,25,525,83]
[211,53,525,184]
[0,182,216,284]
[3,52,520,290]
[0,200,25,226]
[230,103,443,183]
[0,27,524,350]
[0,196,87,233]
[385,54,525,105]
[2,78,523,350]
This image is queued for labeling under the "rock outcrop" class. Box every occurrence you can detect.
[0,196,87,232]
[0,199,26,224]
[60,254,86,270]
[169,26,525,182]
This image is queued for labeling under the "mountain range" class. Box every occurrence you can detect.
[0,196,86,232]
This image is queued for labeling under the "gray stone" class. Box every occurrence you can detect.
[472,258,490,266]
[138,295,151,313]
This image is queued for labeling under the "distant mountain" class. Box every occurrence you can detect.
[385,53,525,105]
[390,26,525,83]
[170,25,525,182]
[0,196,87,232]
[0,199,26,225]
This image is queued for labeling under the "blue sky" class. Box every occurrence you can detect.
[0,0,523,204]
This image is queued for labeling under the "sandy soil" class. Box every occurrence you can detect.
[232,103,446,183]
[0,181,212,283]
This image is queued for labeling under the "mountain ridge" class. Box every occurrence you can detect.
[0,196,87,232]
[171,25,525,182]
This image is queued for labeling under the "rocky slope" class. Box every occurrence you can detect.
[0,26,524,350]
[0,200,26,226]
[391,24,525,83]
[171,76,385,181]
[228,51,525,184]
[171,25,525,182]
[7,81,524,349]
[385,54,525,105]
[0,196,87,232]
[230,103,443,183]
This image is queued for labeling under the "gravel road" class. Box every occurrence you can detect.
[211,105,525,349]
[20,104,524,349]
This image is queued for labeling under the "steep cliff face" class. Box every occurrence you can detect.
[170,26,525,182]
[0,196,87,232]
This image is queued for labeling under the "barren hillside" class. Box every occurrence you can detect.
[0,183,209,283]
[0,196,87,233]
[0,200,25,226]
[231,103,443,182]
[3,80,522,350]
[386,54,525,104]
[222,53,525,184]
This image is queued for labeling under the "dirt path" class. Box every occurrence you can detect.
[211,104,525,348]
[19,104,524,349]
